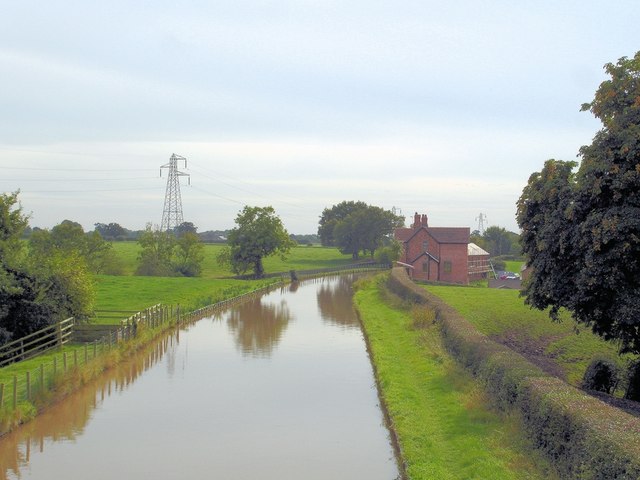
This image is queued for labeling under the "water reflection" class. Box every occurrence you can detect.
[220,297,293,358]
[0,337,176,480]
[0,275,399,480]
[316,275,359,328]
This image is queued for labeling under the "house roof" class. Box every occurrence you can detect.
[396,226,470,245]
[394,228,413,242]
[427,227,470,244]
[468,242,490,256]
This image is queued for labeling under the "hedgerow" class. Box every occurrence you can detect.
[387,267,640,479]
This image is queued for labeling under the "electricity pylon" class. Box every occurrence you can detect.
[160,153,190,232]
[475,212,487,235]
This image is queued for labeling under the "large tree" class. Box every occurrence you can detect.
[0,193,94,342]
[318,201,403,259]
[318,200,368,247]
[217,206,294,278]
[517,159,579,320]
[517,52,640,353]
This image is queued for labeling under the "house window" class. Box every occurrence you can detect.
[422,240,429,251]
[422,262,429,274]
[444,261,452,273]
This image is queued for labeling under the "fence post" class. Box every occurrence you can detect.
[84,344,88,363]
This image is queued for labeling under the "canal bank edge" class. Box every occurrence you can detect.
[352,287,409,480]
[386,267,640,479]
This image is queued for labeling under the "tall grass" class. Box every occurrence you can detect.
[354,276,555,479]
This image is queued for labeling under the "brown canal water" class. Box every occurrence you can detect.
[0,275,400,479]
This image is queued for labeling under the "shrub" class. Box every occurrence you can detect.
[581,357,620,394]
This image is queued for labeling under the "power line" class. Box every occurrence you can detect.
[2,167,155,172]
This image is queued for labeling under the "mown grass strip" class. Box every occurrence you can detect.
[354,276,555,480]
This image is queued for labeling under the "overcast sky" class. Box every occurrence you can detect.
[1,1,638,234]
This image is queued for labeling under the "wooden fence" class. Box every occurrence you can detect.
[0,317,74,368]
[0,304,171,411]
[0,268,384,414]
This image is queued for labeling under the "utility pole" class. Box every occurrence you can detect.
[160,153,190,232]
[475,212,487,235]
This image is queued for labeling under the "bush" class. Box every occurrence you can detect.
[625,359,640,401]
[582,357,620,394]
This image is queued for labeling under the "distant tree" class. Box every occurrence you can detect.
[482,226,513,256]
[319,201,404,259]
[173,232,205,277]
[29,220,118,274]
[94,222,128,241]
[173,221,198,237]
[135,225,176,276]
[517,52,640,353]
[217,206,295,278]
[318,201,368,247]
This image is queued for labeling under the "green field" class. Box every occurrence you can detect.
[110,241,356,277]
[424,285,631,385]
[354,276,555,479]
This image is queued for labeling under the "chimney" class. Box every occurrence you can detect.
[413,212,420,229]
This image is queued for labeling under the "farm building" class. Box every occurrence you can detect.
[394,212,493,284]
[395,212,471,284]
[468,242,491,281]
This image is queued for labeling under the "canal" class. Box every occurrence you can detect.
[0,275,400,479]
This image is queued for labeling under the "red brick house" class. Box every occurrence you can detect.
[395,212,471,284]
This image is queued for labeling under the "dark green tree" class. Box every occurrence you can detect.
[318,201,368,247]
[319,201,403,259]
[518,52,640,353]
[517,159,579,320]
[217,206,294,278]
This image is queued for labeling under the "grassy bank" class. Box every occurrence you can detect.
[354,275,555,479]
[93,276,273,323]
[424,286,631,385]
